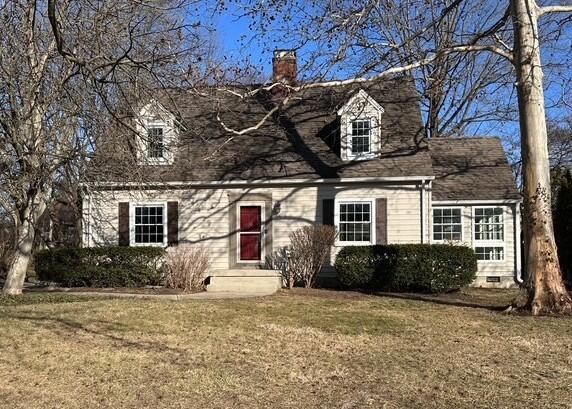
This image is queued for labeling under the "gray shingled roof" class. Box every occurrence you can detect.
[92,77,519,201]
[429,138,520,201]
[93,76,431,182]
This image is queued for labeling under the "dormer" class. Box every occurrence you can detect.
[337,89,384,161]
[135,101,178,165]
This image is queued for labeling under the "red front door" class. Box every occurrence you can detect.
[239,205,262,261]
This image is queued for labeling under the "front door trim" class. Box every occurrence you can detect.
[236,201,265,263]
[228,192,273,269]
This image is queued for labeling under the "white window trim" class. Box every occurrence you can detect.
[472,206,505,263]
[431,206,464,243]
[474,246,506,263]
[145,122,169,164]
[346,116,380,161]
[236,201,266,263]
[129,202,168,247]
[334,198,376,246]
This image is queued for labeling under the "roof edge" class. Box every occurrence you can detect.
[432,199,522,205]
[82,175,436,190]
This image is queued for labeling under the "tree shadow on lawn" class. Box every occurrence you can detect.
[286,287,520,312]
[371,290,522,312]
[0,293,102,306]
[1,308,189,357]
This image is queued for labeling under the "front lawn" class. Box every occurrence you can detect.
[0,289,570,408]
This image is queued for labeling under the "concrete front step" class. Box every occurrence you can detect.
[206,269,282,294]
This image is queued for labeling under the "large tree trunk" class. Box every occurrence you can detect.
[2,189,48,296]
[512,0,572,315]
[2,211,36,295]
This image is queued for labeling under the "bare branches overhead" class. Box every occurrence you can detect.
[226,0,521,137]
[0,0,218,294]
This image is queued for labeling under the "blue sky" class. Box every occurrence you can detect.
[210,5,272,77]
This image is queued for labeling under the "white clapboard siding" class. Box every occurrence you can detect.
[85,182,426,271]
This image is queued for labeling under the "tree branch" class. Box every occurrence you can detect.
[216,105,280,136]
[297,45,513,90]
[47,0,82,65]
[539,5,572,16]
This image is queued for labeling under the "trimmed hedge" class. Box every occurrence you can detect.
[335,244,477,293]
[35,246,165,287]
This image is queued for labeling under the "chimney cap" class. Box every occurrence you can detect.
[273,49,296,60]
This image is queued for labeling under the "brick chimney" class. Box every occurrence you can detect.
[272,50,297,86]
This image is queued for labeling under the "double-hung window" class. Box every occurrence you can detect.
[433,207,462,241]
[337,201,374,244]
[473,207,504,261]
[137,103,177,165]
[133,204,165,245]
[350,119,371,155]
[147,127,165,159]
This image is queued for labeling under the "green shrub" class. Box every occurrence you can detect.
[335,244,477,293]
[35,246,165,287]
[553,168,572,288]
[333,246,380,289]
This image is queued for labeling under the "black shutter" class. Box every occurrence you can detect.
[167,201,179,246]
[322,199,335,226]
[118,202,130,246]
[376,198,387,245]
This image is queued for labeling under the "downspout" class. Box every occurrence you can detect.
[515,203,523,284]
[420,179,426,243]
[428,180,432,244]
[87,191,92,247]
[82,186,91,248]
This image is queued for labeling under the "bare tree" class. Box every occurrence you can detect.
[512,0,572,314]
[231,0,519,138]
[548,117,572,169]
[225,0,572,314]
[0,0,212,295]
[415,6,513,137]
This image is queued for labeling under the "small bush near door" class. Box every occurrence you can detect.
[266,225,337,288]
[163,246,209,292]
[35,246,165,287]
[335,244,477,293]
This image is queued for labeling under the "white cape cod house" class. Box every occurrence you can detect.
[83,51,522,289]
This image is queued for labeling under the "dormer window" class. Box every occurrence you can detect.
[345,115,379,160]
[136,102,177,165]
[338,90,384,161]
[147,126,165,159]
[351,119,372,155]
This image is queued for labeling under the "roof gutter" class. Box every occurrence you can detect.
[432,199,522,205]
[82,175,436,189]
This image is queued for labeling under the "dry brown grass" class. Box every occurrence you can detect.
[0,288,571,409]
